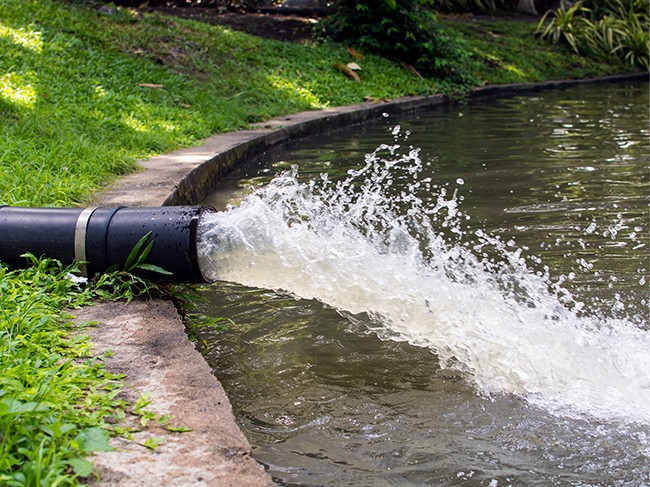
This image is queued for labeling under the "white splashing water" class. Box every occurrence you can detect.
[197,143,650,427]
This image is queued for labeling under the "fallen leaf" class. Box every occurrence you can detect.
[335,63,360,82]
[138,83,163,89]
[347,47,363,61]
[364,96,391,103]
[181,103,191,108]
[401,62,424,79]
[346,62,362,71]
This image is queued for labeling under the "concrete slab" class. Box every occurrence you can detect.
[75,301,271,487]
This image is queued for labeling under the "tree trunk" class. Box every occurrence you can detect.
[516,0,538,15]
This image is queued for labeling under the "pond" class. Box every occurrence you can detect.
[194,82,649,486]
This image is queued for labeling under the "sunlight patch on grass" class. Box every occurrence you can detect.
[0,72,37,108]
[267,74,326,110]
[94,85,108,98]
[485,53,527,80]
[0,23,43,52]
[122,114,151,133]
[504,63,526,78]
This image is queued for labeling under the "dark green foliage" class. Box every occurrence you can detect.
[583,0,648,18]
[321,0,478,84]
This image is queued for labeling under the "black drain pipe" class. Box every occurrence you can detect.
[0,206,216,282]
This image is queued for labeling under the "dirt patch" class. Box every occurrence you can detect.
[144,7,321,43]
[140,6,540,45]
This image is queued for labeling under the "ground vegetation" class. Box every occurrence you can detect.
[319,0,478,84]
[0,258,121,485]
[0,247,190,484]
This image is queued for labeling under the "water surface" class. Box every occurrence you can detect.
[196,82,649,486]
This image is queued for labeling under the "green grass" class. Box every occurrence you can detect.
[0,252,191,485]
[0,0,433,207]
[0,1,643,483]
[1,1,638,207]
[0,257,123,485]
[443,18,637,85]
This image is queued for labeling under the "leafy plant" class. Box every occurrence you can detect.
[0,258,126,485]
[141,437,165,450]
[619,13,650,68]
[91,232,171,302]
[0,253,200,484]
[536,0,649,68]
[536,0,589,52]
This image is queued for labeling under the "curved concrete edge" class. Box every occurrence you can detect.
[79,72,648,486]
[91,71,647,209]
[92,94,450,208]
[469,72,649,101]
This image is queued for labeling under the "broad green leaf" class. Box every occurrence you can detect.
[69,457,94,477]
[75,427,113,452]
[142,437,165,450]
[136,263,173,275]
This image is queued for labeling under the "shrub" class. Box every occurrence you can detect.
[320,0,478,85]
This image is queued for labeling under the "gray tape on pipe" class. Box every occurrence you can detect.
[74,207,97,275]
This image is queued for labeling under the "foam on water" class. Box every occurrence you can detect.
[197,141,650,428]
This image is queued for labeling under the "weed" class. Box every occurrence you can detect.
[0,254,195,483]
[141,437,166,450]
[91,232,172,302]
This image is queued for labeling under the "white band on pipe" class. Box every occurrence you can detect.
[74,207,97,275]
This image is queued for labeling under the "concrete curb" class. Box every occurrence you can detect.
[92,94,449,208]
[92,72,647,209]
[83,72,647,486]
